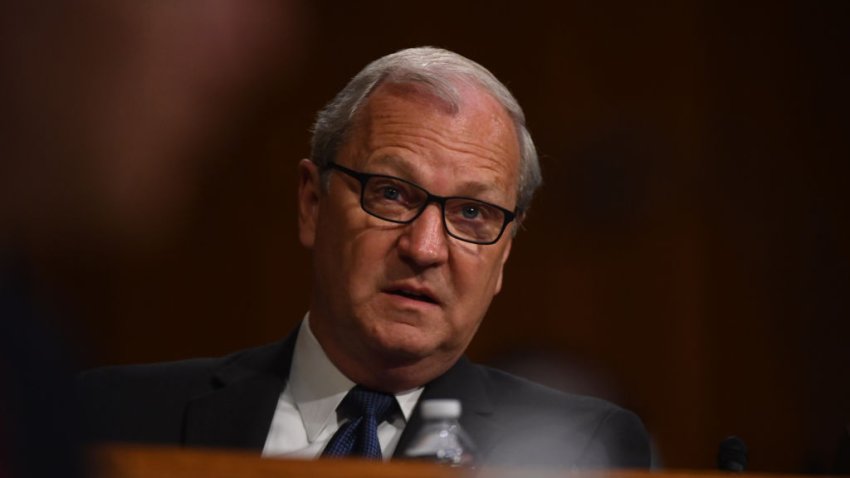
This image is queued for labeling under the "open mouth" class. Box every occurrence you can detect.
[387,289,438,305]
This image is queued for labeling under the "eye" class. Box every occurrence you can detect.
[366,177,424,211]
[381,186,401,201]
[461,205,481,219]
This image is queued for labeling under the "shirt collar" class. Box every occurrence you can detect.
[290,314,423,442]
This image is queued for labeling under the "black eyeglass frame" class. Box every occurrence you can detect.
[325,162,517,245]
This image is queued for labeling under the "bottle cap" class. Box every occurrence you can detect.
[420,399,461,419]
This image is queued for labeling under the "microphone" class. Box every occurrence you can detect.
[717,436,748,472]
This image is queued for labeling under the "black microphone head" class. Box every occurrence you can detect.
[718,435,748,472]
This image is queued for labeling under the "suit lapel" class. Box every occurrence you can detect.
[181,334,501,456]
[183,329,298,449]
[393,357,502,459]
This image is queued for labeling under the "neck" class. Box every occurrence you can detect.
[333,353,456,393]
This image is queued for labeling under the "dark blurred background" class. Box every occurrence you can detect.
[2,0,848,473]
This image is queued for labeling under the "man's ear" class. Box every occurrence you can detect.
[297,159,321,249]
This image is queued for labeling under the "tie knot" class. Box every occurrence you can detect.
[340,386,397,422]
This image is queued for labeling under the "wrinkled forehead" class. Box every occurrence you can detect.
[351,79,520,157]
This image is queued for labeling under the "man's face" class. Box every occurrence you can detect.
[298,82,520,389]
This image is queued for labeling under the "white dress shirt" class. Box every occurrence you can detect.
[261,315,424,459]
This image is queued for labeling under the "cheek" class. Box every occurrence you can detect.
[451,249,506,311]
[313,210,359,294]
[340,231,398,297]
[314,198,366,260]
[316,198,398,285]
[461,240,507,278]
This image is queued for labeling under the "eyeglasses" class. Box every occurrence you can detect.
[326,162,517,245]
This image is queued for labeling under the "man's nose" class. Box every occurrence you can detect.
[397,203,449,267]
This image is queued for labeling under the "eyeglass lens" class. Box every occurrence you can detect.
[361,175,505,243]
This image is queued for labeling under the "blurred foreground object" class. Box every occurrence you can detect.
[89,444,826,478]
[403,400,475,466]
[0,254,83,477]
[1,0,305,250]
[717,436,748,472]
[1,1,306,475]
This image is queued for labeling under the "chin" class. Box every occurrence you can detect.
[367,328,441,364]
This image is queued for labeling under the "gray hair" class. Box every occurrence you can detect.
[310,46,542,215]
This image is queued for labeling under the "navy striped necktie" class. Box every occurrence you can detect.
[322,385,398,459]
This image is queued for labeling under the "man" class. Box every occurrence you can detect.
[78,47,651,468]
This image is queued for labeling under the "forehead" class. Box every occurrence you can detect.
[341,81,521,203]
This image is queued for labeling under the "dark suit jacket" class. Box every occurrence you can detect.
[77,330,650,468]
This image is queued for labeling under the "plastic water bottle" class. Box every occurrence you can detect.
[403,399,475,466]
